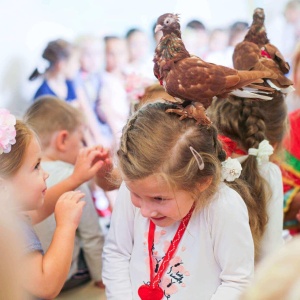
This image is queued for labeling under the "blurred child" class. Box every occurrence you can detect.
[74,35,112,148]
[103,101,255,299]
[182,19,209,58]
[29,39,80,103]
[97,36,130,150]
[268,0,300,61]
[241,236,300,300]
[227,21,249,48]
[75,35,103,104]
[219,21,249,68]
[0,109,85,299]
[125,28,153,79]
[205,28,230,66]
[286,43,300,112]
[30,37,113,147]
[24,96,106,290]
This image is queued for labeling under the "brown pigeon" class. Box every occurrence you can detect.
[233,7,294,93]
[153,13,278,112]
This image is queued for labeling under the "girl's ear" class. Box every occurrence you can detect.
[197,176,213,193]
[55,130,70,152]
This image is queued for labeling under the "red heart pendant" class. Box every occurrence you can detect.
[138,284,164,300]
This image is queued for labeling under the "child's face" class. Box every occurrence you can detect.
[80,40,103,74]
[128,32,149,61]
[64,50,80,79]
[125,174,195,227]
[105,39,128,72]
[6,136,48,211]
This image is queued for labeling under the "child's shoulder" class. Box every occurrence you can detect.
[208,182,247,212]
[18,215,44,255]
[259,161,282,181]
[199,183,250,226]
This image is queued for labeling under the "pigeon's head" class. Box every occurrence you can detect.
[253,8,265,25]
[155,13,181,36]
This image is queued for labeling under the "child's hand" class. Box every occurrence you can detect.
[94,146,113,179]
[93,146,121,191]
[94,280,105,289]
[71,147,104,186]
[54,191,86,229]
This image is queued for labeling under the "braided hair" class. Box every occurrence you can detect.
[209,95,273,258]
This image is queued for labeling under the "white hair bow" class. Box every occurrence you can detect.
[248,140,274,165]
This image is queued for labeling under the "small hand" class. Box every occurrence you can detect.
[93,146,121,191]
[55,191,86,229]
[94,146,113,179]
[71,147,104,186]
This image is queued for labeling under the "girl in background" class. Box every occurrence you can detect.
[209,91,287,262]
[29,39,79,102]
[97,36,130,150]
[29,38,108,146]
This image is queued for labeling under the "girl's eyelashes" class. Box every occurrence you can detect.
[34,162,41,170]
[153,196,165,201]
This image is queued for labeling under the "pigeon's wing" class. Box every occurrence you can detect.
[164,56,239,104]
[264,43,290,74]
[233,41,261,70]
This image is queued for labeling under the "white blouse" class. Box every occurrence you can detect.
[103,182,254,300]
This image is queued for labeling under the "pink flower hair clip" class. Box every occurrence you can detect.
[0,109,16,154]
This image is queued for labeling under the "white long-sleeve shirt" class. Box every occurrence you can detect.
[258,161,284,260]
[103,182,254,300]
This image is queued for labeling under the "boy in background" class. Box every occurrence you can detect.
[25,96,105,290]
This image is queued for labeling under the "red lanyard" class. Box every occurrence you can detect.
[138,204,195,300]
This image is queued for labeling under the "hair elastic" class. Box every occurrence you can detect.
[248,140,274,165]
[190,146,204,170]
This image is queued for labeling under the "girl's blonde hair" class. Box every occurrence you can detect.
[0,120,34,178]
[119,102,243,204]
[118,101,260,254]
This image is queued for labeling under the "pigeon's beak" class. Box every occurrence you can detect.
[155,24,163,33]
